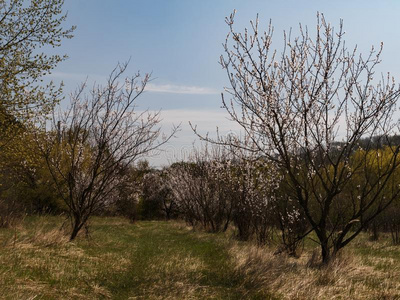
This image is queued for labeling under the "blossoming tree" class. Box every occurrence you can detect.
[202,12,400,263]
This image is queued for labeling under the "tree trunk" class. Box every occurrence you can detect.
[222,217,230,232]
[370,221,379,241]
[69,216,83,241]
[321,241,331,264]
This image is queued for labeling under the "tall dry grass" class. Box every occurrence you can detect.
[4,223,69,249]
[230,244,400,299]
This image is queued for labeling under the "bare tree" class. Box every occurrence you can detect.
[197,12,400,263]
[37,62,177,240]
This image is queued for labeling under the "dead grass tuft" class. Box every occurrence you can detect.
[88,282,112,299]
[230,244,293,296]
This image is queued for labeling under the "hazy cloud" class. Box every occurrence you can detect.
[146,83,219,95]
[47,72,219,95]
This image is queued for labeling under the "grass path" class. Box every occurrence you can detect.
[0,217,274,299]
[96,221,271,299]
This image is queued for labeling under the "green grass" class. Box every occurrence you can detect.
[0,217,399,299]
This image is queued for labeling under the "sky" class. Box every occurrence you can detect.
[45,0,400,167]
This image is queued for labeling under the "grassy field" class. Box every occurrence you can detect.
[0,217,399,299]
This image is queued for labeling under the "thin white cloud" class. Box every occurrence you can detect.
[146,83,219,95]
[47,72,219,95]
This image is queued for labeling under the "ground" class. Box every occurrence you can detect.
[0,217,399,299]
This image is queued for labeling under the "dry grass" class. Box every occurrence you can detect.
[139,254,208,299]
[4,224,69,249]
[230,243,400,299]
[0,217,129,299]
[1,217,400,299]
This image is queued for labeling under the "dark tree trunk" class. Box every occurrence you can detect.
[369,221,380,241]
[69,215,84,241]
[321,242,331,264]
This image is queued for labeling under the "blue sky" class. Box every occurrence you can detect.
[47,0,400,166]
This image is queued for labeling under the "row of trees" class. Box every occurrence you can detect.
[159,142,400,257]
